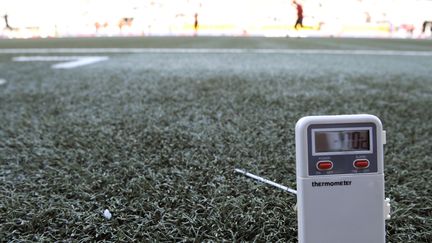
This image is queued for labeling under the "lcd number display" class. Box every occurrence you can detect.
[314,129,371,154]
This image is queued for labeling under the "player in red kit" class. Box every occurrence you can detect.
[293,1,303,30]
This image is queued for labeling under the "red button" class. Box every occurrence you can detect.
[317,161,333,170]
[354,159,370,169]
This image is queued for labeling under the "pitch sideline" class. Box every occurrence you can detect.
[1,48,432,56]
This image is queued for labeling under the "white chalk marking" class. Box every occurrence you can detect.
[0,79,6,85]
[1,48,432,56]
[12,56,109,69]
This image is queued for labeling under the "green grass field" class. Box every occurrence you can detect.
[1,36,431,242]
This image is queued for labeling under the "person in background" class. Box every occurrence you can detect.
[194,13,199,35]
[422,20,432,37]
[293,1,303,30]
[3,14,13,30]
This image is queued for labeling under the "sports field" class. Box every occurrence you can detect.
[1,37,431,242]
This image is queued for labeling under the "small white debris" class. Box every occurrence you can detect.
[103,209,112,220]
[0,79,6,85]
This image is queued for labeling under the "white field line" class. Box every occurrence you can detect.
[1,48,432,56]
[12,56,109,69]
[52,56,108,69]
[0,79,6,85]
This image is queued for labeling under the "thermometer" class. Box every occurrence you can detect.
[296,114,389,243]
[235,114,390,242]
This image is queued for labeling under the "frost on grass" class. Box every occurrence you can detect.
[1,38,431,242]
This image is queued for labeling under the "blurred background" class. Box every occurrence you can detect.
[1,0,431,39]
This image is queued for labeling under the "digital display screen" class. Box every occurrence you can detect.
[314,129,370,153]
